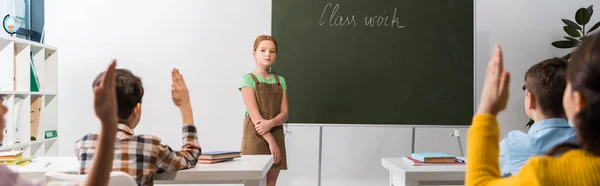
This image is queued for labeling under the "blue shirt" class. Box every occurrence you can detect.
[499,118,576,176]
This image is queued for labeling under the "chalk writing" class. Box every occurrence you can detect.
[319,3,357,27]
[318,3,405,29]
[364,8,405,28]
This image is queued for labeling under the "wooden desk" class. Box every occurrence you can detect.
[11,155,273,186]
[381,157,465,186]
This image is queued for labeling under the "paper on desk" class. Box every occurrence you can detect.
[17,159,51,170]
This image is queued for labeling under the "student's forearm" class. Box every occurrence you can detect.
[249,113,265,125]
[262,132,277,144]
[84,123,117,186]
[179,104,194,125]
[270,111,288,127]
[156,125,201,172]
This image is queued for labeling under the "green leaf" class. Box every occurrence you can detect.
[563,19,582,30]
[564,36,581,44]
[564,26,581,37]
[588,21,600,34]
[552,40,578,48]
[588,5,594,16]
[576,8,591,25]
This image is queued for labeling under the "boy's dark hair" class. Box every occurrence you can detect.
[93,69,144,120]
[524,57,568,118]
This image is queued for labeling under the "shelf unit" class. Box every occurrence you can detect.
[0,35,58,157]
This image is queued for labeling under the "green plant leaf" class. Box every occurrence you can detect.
[552,40,578,48]
[564,26,582,37]
[588,5,594,16]
[564,36,581,44]
[588,21,600,34]
[576,8,591,25]
[563,19,582,30]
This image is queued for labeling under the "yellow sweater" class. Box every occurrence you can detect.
[466,114,600,186]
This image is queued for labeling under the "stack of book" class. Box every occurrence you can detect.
[403,152,465,166]
[198,151,241,164]
[0,151,34,166]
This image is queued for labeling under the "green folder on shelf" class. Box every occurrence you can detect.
[30,52,40,92]
[45,130,57,139]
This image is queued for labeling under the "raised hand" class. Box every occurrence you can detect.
[93,60,118,126]
[477,46,511,116]
[171,68,191,108]
[86,60,119,186]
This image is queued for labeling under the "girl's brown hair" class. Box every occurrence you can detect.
[547,32,600,156]
[253,35,278,52]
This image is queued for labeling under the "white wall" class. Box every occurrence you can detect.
[476,0,598,137]
[45,0,270,155]
[0,0,9,37]
[44,0,600,186]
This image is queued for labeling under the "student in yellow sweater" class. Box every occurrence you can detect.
[467,32,600,185]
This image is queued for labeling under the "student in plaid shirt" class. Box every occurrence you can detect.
[75,68,201,186]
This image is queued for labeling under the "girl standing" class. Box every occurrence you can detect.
[240,35,289,186]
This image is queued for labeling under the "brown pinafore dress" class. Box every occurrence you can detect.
[241,73,287,170]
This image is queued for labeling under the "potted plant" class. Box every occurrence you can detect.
[526,5,600,128]
[551,5,600,60]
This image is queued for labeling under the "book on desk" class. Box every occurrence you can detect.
[403,152,465,166]
[198,151,241,164]
[0,151,35,166]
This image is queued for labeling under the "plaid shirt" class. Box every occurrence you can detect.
[75,124,201,186]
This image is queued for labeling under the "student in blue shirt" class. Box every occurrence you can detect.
[499,57,576,176]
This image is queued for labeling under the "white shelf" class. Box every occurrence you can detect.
[0,35,58,157]
[0,35,57,51]
[0,91,57,96]
[0,138,58,151]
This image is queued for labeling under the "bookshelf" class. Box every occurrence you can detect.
[0,35,58,157]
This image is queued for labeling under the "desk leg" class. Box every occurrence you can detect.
[389,171,393,186]
[390,172,419,186]
[244,178,266,186]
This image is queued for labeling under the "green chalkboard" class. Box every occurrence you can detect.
[272,0,474,125]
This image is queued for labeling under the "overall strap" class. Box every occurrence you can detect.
[274,74,281,85]
[248,73,260,85]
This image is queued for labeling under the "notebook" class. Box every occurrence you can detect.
[411,152,456,163]
[0,151,23,157]
[0,151,23,161]
[0,156,35,165]
[199,151,241,160]
[403,157,465,166]
[199,157,235,164]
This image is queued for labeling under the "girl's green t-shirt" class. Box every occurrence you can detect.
[239,72,287,115]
